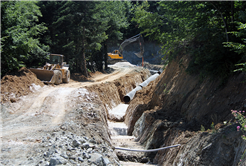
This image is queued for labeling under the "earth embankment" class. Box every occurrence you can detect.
[125,54,246,166]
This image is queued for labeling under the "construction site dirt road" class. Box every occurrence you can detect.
[1,62,156,166]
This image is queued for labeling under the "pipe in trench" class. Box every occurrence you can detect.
[123,72,160,103]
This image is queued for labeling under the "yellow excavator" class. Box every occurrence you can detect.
[107,34,144,63]
[30,54,70,85]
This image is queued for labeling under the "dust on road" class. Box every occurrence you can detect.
[1,62,155,166]
[1,62,137,141]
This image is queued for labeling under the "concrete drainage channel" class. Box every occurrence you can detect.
[108,104,157,166]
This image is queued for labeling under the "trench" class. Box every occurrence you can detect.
[107,104,157,166]
[101,70,161,165]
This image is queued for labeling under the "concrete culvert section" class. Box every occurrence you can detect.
[108,104,129,122]
[123,73,160,103]
[108,106,157,165]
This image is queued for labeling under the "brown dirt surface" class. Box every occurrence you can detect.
[1,67,44,103]
[1,62,151,165]
[70,71,105,82]
[70,73,89,81]
[124,54,246,166]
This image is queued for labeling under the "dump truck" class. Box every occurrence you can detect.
[30,54,70,85]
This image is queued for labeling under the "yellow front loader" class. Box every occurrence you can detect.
[30,54,70,85]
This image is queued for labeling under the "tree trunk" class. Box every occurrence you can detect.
[104,42,108,70]
[98,52,103,71]
[231,1,234,23]
[210,2,229,42]
[81,51,88,77]
[81,26,88,77]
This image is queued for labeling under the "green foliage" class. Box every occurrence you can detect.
[103,1,130,40]
[1,1,49,76]
[231,110,246,138]
[132,1,246,80]
[231,110,246,163]
[210,122,216,134]
[38,1,130,74]
[223,10,246,73]
[200,125,205,132]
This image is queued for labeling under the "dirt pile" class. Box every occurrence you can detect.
[1,67,44,103]
[125,54,246,165]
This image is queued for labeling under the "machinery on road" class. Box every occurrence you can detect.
[107,34,144,64]
[30,54,70,85]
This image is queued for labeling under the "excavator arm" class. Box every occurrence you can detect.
[107,34,144,60]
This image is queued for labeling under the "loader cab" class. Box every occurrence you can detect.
[49,54,63,66]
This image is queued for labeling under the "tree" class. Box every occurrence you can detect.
[100,1,130,70]
[223,2,246,73]
[1,1,48,76]
[38,1,109,76]
[132,1,246,79]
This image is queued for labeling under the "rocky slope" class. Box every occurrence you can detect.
[125,54,246,166]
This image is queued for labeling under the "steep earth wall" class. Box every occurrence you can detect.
[125,54,246,166]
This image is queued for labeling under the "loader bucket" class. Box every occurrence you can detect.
[30,68,55,83]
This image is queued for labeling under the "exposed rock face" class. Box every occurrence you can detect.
[125,54,246,165]
[154,125,246,166]
[153,55,246,129]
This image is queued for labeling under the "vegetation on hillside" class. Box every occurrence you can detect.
[1,1,132,76]
[1,1,49,76]
[1,1,246,79]
[132,1,246,79]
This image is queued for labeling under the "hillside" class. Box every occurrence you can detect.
[125,54,246,165]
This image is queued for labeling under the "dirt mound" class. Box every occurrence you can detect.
[71,71,111,82]
[1,67,44,103]
[70,73,89,82]
[140,62,163,71]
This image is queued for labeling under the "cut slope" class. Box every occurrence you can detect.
[124,54,246,165]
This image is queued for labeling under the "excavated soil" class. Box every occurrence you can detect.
[1,67,45,103]
[124,54,246,166]
[0,62,153,166]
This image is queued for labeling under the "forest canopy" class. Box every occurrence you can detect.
[133,1,246,79]
[1,1,246,79]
